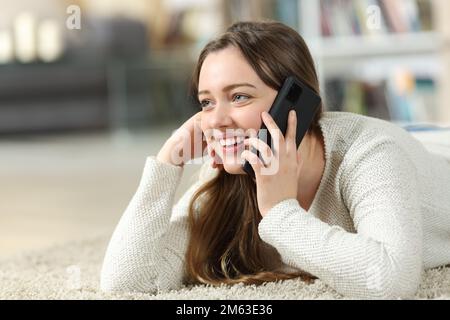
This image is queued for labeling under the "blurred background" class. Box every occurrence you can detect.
[1,0,449,258]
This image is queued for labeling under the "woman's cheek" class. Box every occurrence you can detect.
[237,109,262,130]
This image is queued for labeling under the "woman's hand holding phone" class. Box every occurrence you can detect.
[241,110,304,217]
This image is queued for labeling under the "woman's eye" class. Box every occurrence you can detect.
[200,100,212,108]
[232,94,249,102]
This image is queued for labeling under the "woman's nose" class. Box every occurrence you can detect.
[207,103,233,129]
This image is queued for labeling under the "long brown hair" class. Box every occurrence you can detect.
[184,20,323,286]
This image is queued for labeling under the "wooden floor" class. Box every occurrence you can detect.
[0,127,202,258]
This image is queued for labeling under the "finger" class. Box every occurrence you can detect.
[207,143,213,156]
[201,133,209,156]
[207,142,217,156]
[211,147,224,170]
[193,114,203,138]
[203,128,215,143]
[210,148,217,168]
[243,137,274,166]
[241,150,264,175]
[191,124,204,159]
[296,149,304,177]
[193,111,202,124]
[261,111,283,139]
[261,111,284,155]
[285,110,297,153]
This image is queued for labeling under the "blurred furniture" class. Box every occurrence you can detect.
[0,61,108,133]
[0,16,196,134]
[106,54,196,133]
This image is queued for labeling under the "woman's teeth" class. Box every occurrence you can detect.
[219,136,245,147]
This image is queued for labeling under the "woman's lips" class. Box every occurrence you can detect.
[209,140,246,165]
[221,140,245,154]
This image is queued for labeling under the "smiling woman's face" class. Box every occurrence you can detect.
[199,45,278,174]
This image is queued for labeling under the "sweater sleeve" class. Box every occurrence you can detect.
[100,156,203,294]
[258,140,423,299]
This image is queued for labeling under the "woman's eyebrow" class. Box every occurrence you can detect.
[198,83,256,96]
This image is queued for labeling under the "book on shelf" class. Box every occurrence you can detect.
[275,0,299,30]
[385,69,437,123]
[325,78,391,120]
[324,69,438,124]
[222,0,299,30]
[319,0,433,37]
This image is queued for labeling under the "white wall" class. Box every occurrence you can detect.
[0,0,67,28]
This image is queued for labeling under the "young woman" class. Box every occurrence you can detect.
[100,21,450,299]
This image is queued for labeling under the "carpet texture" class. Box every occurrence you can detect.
[0,234,449,300]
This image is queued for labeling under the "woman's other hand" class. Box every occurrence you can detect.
[156,112,207,167]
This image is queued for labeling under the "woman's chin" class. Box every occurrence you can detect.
[222,158,246,175]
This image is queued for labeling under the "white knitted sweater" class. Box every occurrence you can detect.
[100,112,450,299]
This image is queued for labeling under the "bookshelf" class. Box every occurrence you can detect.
[221,0,450,126]
[299,0,450,126]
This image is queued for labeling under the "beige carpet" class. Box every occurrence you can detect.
[0,233,449,300]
